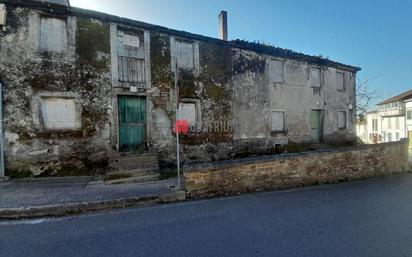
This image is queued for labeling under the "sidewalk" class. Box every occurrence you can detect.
[0,176,185,219]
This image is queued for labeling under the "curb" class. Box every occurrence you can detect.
[0,191,186,220]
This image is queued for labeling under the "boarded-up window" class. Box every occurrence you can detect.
[336,71,345,91]
[178,103,197,131]
[270,60,283,83]
[40,98,77,130]
[176,40,194,70]
[117,31,145,83]
[310,67,321,88]
[338,111,346,129]
[118,56,145,83]
[40,17,68,53]
[271,111,285,132]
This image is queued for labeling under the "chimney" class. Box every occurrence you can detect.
[218,10,228,41]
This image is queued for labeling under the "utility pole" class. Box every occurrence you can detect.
[174,58,181,189]
[0,81,4,179]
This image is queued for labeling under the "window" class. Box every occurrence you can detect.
[396,132,400,141]
[271,111,286,132]
[270,59,284,83]
[177,102,197,131]
[388,118,392,129]
[388,133,393,142]
[310,67,321,88]
[372,119,378,132]
[118,56,145,83]
[117,31,145,83]
[395,117,400,129]
[407,110,412,120]
[40,97,77,130]
[336,71,345,91]
[176,40,194,70]
[40,17,68,53]
[337,111,346,129]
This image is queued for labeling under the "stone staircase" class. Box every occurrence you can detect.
[106,152,160,184]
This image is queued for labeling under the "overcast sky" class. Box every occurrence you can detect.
[70,0,412,103]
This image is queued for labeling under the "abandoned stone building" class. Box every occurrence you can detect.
[0,0,360,177]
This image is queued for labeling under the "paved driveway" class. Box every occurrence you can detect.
[1,174,412,257]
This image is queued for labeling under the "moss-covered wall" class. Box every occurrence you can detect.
[0,4,358,175]
[0,9,112,177]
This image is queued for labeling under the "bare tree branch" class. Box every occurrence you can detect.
[356,76,383,117]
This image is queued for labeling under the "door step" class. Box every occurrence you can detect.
[107,152,160,184]
[104,172,160,185]
[109,152,159,173]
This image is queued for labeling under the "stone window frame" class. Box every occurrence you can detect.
[110,24,151,90]
[177,98,202,133]
[170,36,200,75]
[28,12,77,59]
[270,109,287,134]
[39,14,68,54]
[336,70,346,92]
[337,110,347,130]
[269,58,285,84]
[32,91,82,132]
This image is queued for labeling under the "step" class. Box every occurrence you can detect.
[106,169,157,177]
[104,173,160,185]
[109,153,159,172]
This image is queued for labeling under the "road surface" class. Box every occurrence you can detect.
[1,174,412,257]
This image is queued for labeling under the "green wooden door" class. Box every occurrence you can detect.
[118,96,146,152]
[311,110,324,143]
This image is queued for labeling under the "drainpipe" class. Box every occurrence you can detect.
[0,80,4,179]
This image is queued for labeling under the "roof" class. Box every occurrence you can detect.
[378,89,412,105]
[2,0,361,72]
[32,0,70,7]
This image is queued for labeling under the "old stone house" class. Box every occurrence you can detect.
[0,0,360,177]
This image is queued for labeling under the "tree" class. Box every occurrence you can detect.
[356,77,383,117]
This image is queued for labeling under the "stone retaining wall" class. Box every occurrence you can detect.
[183,140,409,198]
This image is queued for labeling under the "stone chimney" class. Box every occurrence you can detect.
[218,10,228,41]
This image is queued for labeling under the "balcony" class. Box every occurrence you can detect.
[378,102,405,117]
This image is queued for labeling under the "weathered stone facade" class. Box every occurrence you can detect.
[184,140,409,197]
[0,1,360,177]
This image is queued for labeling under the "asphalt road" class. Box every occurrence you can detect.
[2,174,412,257]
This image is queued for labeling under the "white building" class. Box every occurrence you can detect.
[404,99,412,146]
[357,89,412,145]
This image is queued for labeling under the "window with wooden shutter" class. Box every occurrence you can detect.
[117,30,145,83]
[336,71,345,91]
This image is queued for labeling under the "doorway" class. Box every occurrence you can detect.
[118,95,146,152]
[311,110,324,143]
